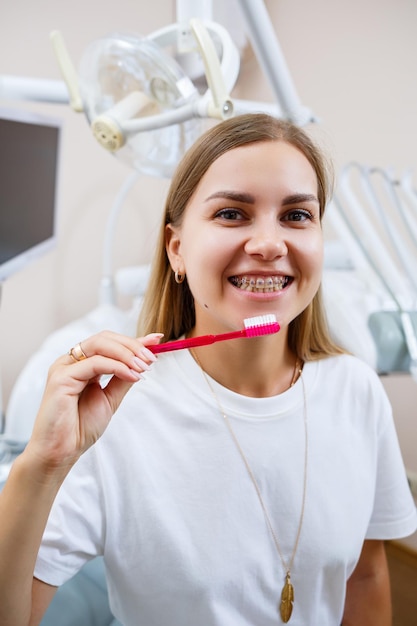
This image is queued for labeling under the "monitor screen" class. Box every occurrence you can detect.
[0,107,61,281]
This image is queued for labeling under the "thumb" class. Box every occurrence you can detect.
[102,377,136,415]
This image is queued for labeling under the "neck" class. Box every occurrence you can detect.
[190,330,297,397]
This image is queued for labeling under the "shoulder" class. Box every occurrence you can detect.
[313,353,383,388]
[306,354,391,418]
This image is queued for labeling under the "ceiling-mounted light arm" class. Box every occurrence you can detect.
[175,0,212,52]
[50,30,83,112]
[176,0,212,22]
[237,0,315,125]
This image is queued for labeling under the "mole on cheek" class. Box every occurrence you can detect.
[204,304,209,309]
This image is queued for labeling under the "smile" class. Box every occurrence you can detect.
[229,275,291,292]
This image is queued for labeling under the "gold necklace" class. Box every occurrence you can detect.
[192,353,308,623]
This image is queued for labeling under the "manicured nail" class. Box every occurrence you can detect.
[130,369,144,380]
[140,347,157,362]
[132,357,151,371]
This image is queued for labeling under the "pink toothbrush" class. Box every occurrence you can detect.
[150,314,280,354]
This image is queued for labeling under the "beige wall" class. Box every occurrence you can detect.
[0,1,416,486]
[0,0,176,408]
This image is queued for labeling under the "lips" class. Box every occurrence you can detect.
[229,275,292,292]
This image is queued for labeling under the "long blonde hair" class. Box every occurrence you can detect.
[137,113,345,361]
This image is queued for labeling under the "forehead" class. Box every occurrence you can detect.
[195,140,318,198]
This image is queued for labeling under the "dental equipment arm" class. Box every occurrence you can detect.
[236,0,315,125]
[0,75,69,104]
[334,165,417,380]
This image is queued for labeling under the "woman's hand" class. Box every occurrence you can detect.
[24,330,163,476]
[0,330,164,626]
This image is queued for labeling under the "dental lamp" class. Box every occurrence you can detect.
[0,0,316,177]
[49,18,240,177]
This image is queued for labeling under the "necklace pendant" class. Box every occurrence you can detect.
[279,572,294,623]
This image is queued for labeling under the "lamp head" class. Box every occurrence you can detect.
[77,22,239,176]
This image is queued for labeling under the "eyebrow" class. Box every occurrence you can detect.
[204,190,255,204]
[282,193,319,206]
[204,191,319,205]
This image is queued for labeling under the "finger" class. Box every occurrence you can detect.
[101,376,136,414]
[73,331,163,361]
[66,331,137,364]
[63,332,163,377]
[68,354,148,386]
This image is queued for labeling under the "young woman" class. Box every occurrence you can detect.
[0,114,415,626]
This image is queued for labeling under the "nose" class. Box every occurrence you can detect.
[244,220,288,260]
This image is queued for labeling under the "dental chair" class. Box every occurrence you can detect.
[40,558,122,626]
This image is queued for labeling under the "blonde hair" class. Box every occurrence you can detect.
[138,113,345,361]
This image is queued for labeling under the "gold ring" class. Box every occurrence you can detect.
[68,342,88,362]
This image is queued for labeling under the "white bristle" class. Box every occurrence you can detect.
[243,314,280,337]
[244,314,277,329]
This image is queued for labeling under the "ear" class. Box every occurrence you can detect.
[165,223,184,273]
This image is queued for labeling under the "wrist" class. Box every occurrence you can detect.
[14,443,78,489]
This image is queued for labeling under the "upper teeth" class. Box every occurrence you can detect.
[230,275,289,292]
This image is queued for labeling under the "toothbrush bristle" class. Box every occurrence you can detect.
[243,314,280,337]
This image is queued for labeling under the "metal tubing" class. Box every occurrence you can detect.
[236,0,312,123]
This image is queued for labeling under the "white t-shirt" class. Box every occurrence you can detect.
[35,352,417,625]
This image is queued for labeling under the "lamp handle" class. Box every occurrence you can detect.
[189,18,235,120]
[50,30,83,112]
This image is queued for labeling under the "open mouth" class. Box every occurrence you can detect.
[229,275,292,293]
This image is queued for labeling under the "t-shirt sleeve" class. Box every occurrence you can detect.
[34,446,105,586]
[366,383,417,540]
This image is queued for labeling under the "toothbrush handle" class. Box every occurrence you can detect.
[150,330,245,353]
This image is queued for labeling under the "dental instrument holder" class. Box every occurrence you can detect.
[368,310,417,377]
[334,164,417,381]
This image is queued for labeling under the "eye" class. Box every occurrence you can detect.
[283,209,314,223]
[214,208,245,221]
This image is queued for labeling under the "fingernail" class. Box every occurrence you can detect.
[140,347,157,362]
[130,369,144,380]
[132,357,151,371]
